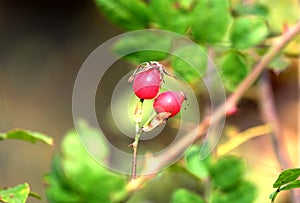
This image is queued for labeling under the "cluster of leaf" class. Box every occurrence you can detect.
[270,168,300,203]
[0,129,53,203]
[183,146,257,203]
[128,145,257,203]
[45,122,257,202]
[95,0,298,91]
[45,127,127,203]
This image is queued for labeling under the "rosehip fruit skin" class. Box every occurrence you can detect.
[153,91,186,117]
[133,68,161,99]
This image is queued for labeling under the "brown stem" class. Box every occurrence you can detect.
[259,71,291,170]
[131,145,137,180]
[130,130,142,180]
[127,20,300,191]
[130,99,144,180]
[259,70,300,203]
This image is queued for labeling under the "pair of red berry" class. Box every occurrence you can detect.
[129,61,186,118]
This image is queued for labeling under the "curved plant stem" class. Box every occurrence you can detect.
[130,130,143,180]
[127,20,300,191]
[259,70,300,203]
[259,71,291,170]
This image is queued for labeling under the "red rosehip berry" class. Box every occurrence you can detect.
[153,91,187,117]
[129,61,175,99]
[132,68,161,99]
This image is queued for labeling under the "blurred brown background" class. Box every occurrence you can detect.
[0,1,123,202]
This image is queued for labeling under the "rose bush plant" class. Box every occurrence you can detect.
[42,0,299,203]
[1,1,299,203]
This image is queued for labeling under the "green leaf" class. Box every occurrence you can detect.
[113,31,171,64]
[269,180,300,202]
[184,145,211,179]
[45,173,82,203]
[149,0,192,34]
[126,170,203,203]
[171,188,205,203]
[230,16,269,49]
[0,183,30,203]
[234,3,269,18]
[281,180,300,191]
[269,180,300,203]
[191,0,231,44]
[179,0,195,10]
[95,0,150,30]
[45,122,127,203]
[270,173,300,203]
[268,55,290,74]
[172,44,207,83]
[220,51,250,92]
[211,181,257,203]
[209,156,245,190]
[273,168,300,188]
[0,129,53,145]
[75,119,109,161]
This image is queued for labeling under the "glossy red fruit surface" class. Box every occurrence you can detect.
[153,91,186,117]
[133,68,161,99]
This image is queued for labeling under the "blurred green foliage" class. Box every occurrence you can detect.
[230,16,268,49]
[209,156,246,190]
[46,126,257,202]
[268,56,290,74]
[45,126,127,203]
[220,51,250,92]
[171,188,205,203]
[184,145,211,179]
[0,129,52,202]
[112,31,171,64]
[191,0,231,43]
[95,0,299,91]
[172,44,207,83]
[211,181,257,203]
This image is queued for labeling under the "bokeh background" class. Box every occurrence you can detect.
[0,1,123,202]
[0,1,298,203]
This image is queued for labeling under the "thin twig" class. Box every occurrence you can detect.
[131,130,143,180]
[259,71,292,170]
[127,20,300,191]
[130,99,144,180]
[130,102,159,180]
[259,70,300,203]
